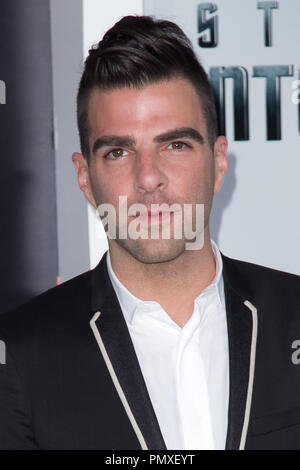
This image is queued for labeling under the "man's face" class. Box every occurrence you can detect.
[73,77,227,264]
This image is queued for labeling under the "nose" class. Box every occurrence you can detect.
[134,150,168,195]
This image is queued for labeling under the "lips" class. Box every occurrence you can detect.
[137,210,173,224]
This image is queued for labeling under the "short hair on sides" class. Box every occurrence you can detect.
[77,15,218,160]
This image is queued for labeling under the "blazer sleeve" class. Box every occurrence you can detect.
[0,331,38,449]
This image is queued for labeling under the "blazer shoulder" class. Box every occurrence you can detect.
[0,268,93,340]
[223,253,300,282]
[222,253,300,301]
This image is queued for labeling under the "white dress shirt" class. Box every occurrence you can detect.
[106,241,229,450]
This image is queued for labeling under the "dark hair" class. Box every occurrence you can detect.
[77,15,218,159]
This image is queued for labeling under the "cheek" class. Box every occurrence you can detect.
[88,168,108,205]
[175,160,215,200]
[90,167,132,205]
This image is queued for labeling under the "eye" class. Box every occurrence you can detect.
[105,148,129,159]
[167,141,188,152]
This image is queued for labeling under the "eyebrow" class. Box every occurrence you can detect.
[92,135,135,155]
[154,127,204,145]
[91,126,204,155]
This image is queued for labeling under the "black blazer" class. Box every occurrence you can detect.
[0,252,300,450]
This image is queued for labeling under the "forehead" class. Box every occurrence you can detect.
[87,78,208,140]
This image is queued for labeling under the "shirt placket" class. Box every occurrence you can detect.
[175,302,215,450]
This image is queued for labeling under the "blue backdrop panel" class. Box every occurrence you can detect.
[0,0,58,313]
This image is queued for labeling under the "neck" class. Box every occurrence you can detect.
[108,229,217,327]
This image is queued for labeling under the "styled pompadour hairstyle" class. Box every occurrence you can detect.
[77,15,218,159]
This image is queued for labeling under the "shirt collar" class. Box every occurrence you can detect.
[106,250,143,324]
[198,240,224,308]
[106,240,224,325]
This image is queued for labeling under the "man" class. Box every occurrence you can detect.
[0,15,300,450]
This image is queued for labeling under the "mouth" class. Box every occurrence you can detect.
[136,210,174,224]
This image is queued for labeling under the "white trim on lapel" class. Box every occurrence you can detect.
[239,300,258,450]
[90,311,148,450]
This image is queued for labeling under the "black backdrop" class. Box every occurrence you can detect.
[0,0,58,314]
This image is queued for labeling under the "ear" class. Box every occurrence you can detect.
[213,136,228,194]
[72,152,97,208]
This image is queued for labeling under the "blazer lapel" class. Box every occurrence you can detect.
[88,251,258,450]
[89,252,167,451]
[222,255,258,450]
